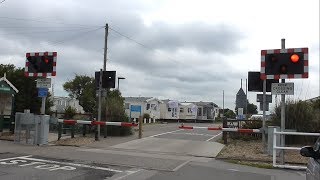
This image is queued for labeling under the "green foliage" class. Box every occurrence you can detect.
[242,120,262,129]
[270,99,320,143]
[143,113,150,119]
[0,64,53,114]
[63,75,96,113]
[224,109,236,119]
[104,89,132,136]
[64,106,77,119]
[247,102,258,114]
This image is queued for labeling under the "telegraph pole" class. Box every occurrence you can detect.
[97,23,109,140]
[280,38,286,164]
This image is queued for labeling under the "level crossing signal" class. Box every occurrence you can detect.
[25,52,57,77]
[260,48,308,80]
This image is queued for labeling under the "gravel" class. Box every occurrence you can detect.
[217,139,309,164]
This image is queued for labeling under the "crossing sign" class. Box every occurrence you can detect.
[38,88,48,97]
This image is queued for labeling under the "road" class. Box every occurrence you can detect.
[0,122,306,179]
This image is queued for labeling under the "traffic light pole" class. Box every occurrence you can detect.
[97,69,103,141]
[280,38,286,164]
[40,96,46,115]
[262,79,267,153]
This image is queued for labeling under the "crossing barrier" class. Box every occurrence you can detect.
[57,119,138,127]
[57,119,138,140]
[179,124,261,133]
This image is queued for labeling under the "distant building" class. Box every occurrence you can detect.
[124,97,163,120]
[51,96,85,113]
[235,87,247,111]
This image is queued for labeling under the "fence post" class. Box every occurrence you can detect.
[82,124,86,137]
[103,125,107,138]
[139,116,142,139]
[95,128,98,141]
[58,123,62,140]
[71,124,75,138]
[223,118,227,144]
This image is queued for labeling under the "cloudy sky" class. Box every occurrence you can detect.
[0,0,319,112]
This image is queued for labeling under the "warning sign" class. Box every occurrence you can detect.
[271,83,294,95]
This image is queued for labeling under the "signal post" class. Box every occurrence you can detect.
[261,41,308,164]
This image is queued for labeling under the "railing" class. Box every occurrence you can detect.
[273,128,320,169]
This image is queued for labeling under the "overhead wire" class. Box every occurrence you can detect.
[108,26,181,65]
[0,28,95,36]
[48,26,104,46]
[0,16,101,28]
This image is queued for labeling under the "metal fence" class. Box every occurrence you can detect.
[273,128,320,169]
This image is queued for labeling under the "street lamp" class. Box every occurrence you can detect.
[117,77,125,90]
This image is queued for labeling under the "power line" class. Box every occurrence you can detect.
[108,26,181,65]
[0,28,94,36]
[48,26,104,46]
[0,16,101,28]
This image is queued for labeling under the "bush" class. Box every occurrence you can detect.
[242,120,262,129]
[143,113,150,119]
[269,100,320,144]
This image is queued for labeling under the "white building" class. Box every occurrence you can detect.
[159,100,180,120]
[51,96,85,113]
[179,102,197,120]
[124,97,163,120]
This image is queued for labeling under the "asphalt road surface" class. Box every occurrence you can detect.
[0,123,306,180]
[0,153,137,180]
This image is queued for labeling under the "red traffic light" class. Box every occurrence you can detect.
[290,54,300,63]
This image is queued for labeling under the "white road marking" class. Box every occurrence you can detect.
[206,132,222,142]
[0,156,32,162]
[110,169,142,180]
[172,160,190,172]
[171,132,213,136]
[19,156,123,173]
[148,129,183,138]
[227,168,240,172]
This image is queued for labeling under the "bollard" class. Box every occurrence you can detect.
[71,124,75,138]
[139,116,142,139]
[103,125,107,138]
[58,123,62,140]
[95,129,98,141]
[223,118,227,144]
[82,124,86,137]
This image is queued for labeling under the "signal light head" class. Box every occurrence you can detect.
[290,54,300,63]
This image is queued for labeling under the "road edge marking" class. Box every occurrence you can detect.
[148,129,183,138]
[172,160,190,172]
[205,132,222,142]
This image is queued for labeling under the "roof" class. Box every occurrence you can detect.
[0,76,18,93]
[236,88,246,96]
[124,97,153,102]
[189,101,218,107]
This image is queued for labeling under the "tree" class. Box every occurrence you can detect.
[0,64,53,114]
[247,102,258,114]
[224,109,236,119]
[63,75,96,113]
[104,89,132,136]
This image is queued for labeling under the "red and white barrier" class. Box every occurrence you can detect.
[179,125,261,133]
[58,119,138,127]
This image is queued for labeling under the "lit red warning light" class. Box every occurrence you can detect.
[290,54,300,63]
